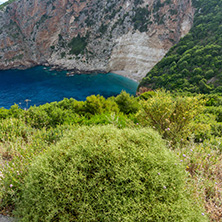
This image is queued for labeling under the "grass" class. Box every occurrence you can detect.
[177,138,222,221]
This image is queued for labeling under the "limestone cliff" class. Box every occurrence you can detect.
[0,0,194,81]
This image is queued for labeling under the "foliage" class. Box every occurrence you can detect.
[68,34,87,55]
[0,124,70,212]
[0,108,9,119]
[0,118,33,143]
[23,103,71,129]
[0,0,17,10]
[132,7,150,32]
[1,91,222,220]
[84,95,119,116]
[204,106,222,122]
[115,91,139,114]
[137,90,204,146]
[177,137,222,221]
[138,91,156,100]
[15,126,205,221]
[79,112,135,129]
[139,0,222,94]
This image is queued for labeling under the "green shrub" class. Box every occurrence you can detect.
[211,122,222,137]
[115,91,139,114]
[137,90,204,146]
[192,113,216,141]
[84,95,119,116]
[16,126,206,221]
[24,106,51,128]
[68,34,87,55]
[0,118,33,143]
[138,91,156,100]
[0,108,9,119]
[8,104,24,119]
[80,112,135,128]
[0,125,71,212]
[0,104,24,120]
[24,104,71,128]
[205,106,222,122]
[57,98,84,114]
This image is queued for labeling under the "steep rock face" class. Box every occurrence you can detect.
[0,0,194,81]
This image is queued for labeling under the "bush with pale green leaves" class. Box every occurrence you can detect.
[15,126,206,221]
[137,90,204,146]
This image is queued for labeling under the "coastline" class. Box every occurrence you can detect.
[0,63,141,83]
[45,63,140,83]
[109,70,140,83]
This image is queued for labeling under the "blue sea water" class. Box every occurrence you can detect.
[0,66,138,109]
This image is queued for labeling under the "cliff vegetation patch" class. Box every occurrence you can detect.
[68,34,87,55]
[0,0,17,10]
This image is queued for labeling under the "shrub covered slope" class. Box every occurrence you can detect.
[139,0,222,94]
[1,91,222,221]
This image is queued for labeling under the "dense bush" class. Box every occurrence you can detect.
[84,95,119,115]
[137,90,204,146]
[0,107,9,119]
[0,118,33,143]
[68,35,87,55]
[204,106,222,122]
[15,126,206,221]
[24,104,71,129]
[0,124,71,211]
[115,91,139,114]
[79,112,135,128]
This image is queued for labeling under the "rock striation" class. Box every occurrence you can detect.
[0,0,195,81]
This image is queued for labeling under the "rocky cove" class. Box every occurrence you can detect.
[0,0,195,82]
[0,66,138,109]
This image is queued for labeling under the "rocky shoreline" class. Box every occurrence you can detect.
[32,61,140,82]
[0,0,194,84]
[45,63,107,76]
[45,65,139,82]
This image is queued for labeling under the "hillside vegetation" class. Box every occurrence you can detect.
[139,0,222,94]
[0,91,222,221]
[0,0,16,10]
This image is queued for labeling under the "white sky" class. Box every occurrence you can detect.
[0,0,8,4]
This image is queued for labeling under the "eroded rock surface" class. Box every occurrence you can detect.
[0,0,195,81]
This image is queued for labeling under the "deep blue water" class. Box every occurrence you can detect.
[0,66,138,109]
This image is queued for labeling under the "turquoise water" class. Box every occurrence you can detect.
[0,66,138,109]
